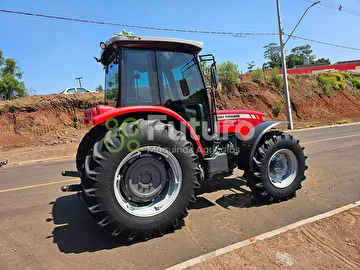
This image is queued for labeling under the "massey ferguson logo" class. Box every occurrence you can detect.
[218,114,252,119]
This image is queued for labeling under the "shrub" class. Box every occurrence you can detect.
[317,73,345,97]
[306,90,314,98]
[343,72,352,80]
[273,100,283,116]
[332,72,346,89]
[250,68,265,83]
[0,108,3,116]
[217,61,240,87]
[268,68,283,90]
[351,77,360,89]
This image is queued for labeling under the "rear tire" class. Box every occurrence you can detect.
[245,131,307,201]
[81,119,200,241]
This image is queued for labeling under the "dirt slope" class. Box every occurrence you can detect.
[0,93,106,153]
[216,73,360,126]
[0,73,360,153]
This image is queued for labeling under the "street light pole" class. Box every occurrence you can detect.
[276,0,320,130]
[75,77,83,87]
[284,1,321,46]
[276,0,293,130]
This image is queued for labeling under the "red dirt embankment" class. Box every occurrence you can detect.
[0,73,360,154]
[216,74,360,126]
[0,93,102,150]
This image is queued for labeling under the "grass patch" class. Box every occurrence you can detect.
[337,119,349,124]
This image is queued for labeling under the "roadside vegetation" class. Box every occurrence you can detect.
[0,50,28,100]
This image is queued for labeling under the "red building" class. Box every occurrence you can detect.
[278,60,360,75]
[240,60,360,79]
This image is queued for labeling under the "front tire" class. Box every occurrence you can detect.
[245,131,307,201]
[81,119,200,241]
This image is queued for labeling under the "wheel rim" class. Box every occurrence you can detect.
[113,146,182,217]
[267,148,298,189]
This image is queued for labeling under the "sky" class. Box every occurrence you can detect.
[1,0,360,95]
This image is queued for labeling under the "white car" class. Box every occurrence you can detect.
[61,87,98,94]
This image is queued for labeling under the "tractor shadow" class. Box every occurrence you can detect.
[191,176,274,210]
[48,194,183,253]
[48,195,130,253]
[48,178,272,253]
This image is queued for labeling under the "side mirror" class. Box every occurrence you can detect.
[211,64,219,89]
[180,78,190,97]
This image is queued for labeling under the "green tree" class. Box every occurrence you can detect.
[247,61,256,72]
[286,44,316,68]
[95,85,104,92]
[216,60,240,87]
[0,51,4,67]
[314,58,331,65]
[0,51,27,100]
[263,43,281,68]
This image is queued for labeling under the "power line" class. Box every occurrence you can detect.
[0,9,277,37]
[286,34,360,51]
[303,0,360,16]
[0,8,359,51]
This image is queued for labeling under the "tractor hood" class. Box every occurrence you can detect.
[217,109,266,134]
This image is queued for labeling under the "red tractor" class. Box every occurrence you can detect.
[61,34,307,241]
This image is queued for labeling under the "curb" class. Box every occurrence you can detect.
[292,121,360,132]
[166,200,360,270]
[7,156,75,167]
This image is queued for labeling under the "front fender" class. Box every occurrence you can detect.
[238,121,288,172]
[84,105,205,157]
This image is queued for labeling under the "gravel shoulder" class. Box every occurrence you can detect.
[187,205,360,270]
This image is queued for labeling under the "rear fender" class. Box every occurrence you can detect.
[84,105,205,156]
[238,121,288,172]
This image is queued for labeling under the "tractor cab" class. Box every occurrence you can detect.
[98,34,218,139]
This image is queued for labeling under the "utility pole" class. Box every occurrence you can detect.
[75,77,83,87]
[276,0,293,130]
[276,0,320,130]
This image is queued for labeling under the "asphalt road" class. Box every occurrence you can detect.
[0,123,359,270]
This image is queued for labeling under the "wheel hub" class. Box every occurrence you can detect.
[268,149,298,188]
[121,156,167,203]
[273,160,286,175]
[113,145,183,218]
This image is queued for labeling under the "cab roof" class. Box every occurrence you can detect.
[103,34,203,54]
